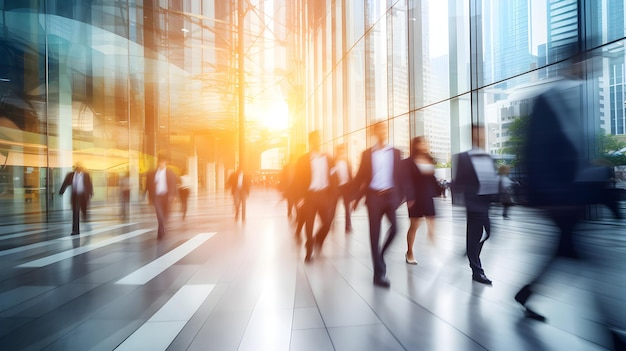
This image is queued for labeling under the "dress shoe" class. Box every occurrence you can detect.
[373,276,391,288]
[524,307,546,322]
[472,273,492,285]
[71,232,79,236]
[405,254,418,265]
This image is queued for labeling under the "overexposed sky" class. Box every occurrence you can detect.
[429,1,449,57]
[530,0,547,55]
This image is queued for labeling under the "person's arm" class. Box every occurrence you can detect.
[59,173,71,195]
[86,173,94,198]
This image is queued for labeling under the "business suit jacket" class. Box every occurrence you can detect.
[60,170,94,234]
[293,152,336,201]
[453,150,497,213]
[352,147,406,208]
[226,172,251,196]
[59,171,94,200]
[145,167,178,202]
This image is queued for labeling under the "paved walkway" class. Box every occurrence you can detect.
[0,188,624,350]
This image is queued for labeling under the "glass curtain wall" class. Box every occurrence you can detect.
[299,0,626,186]
[0,1,243,224]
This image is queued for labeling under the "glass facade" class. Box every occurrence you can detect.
[2,0,626,223]
[0,1,294,224]
[301,0,626,182]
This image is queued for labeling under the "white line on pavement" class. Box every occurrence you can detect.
[16,228,153,268]
[115,232,216,285]
[114,284,215,351]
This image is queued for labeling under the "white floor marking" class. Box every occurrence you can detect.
[16,228,153,268]
[114,284,215,351]
[0,223,137,257]
[115,232,216,285]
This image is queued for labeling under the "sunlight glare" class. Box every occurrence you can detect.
[249,99,289,130]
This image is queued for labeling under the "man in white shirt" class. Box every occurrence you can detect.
[59,162,93,235]
[146,154,178,239]
[352,121,407,288]
[294,131,335,262]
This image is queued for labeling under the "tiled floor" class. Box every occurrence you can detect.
[0,189,624,350]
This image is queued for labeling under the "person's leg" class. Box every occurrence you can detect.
[425,216,436,243]
[233,192,242,220]
[80,194,88,221]
[503,203,510,218]
[154,196,166,239]
[381,198,397,256]
[406,217,419,263]
[552,209,582,259]
[295,203,305,242]
[303,193,317,261]
[342,187,352,231]
[466,211,484,276]
[241,196,247,221]
[71,195,80,234]
[181,189,189,219]
[313,191,333,249]
[367,198,385,279]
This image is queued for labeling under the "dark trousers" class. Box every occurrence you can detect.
[179,187,190,219]
[466,209,490,276]
[304,189,333,256]
[522,207,584,291]
[233,190,246,221]
[338,185,352,229]
[120,190,130,218]
[502,203,512,217]
[71,193,88,234]
[153,195,170,239]
[366,190,398,279]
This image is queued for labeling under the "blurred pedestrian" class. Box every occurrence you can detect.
[179,169,191,219]
[146,153,177,239]
[498,165,515,219]
[59,162,93,236]
[404,136,438,265]
[514,48,621,324]
[352,121,407,288]
[226,166,250,222]
[293,131,335,262]
[119,171,130,219]
[452,124,499,285]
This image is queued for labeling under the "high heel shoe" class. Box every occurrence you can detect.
[405,253,417,265]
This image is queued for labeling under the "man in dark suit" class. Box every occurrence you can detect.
[452,124,498,285]
[352,121,406,288]
[293,130,335,262]
[146,154,178,239]
[59,162,94,235]
[514,54,622,323]
[226,167,250,222]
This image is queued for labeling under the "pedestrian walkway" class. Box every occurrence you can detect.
[0,189,624,350]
